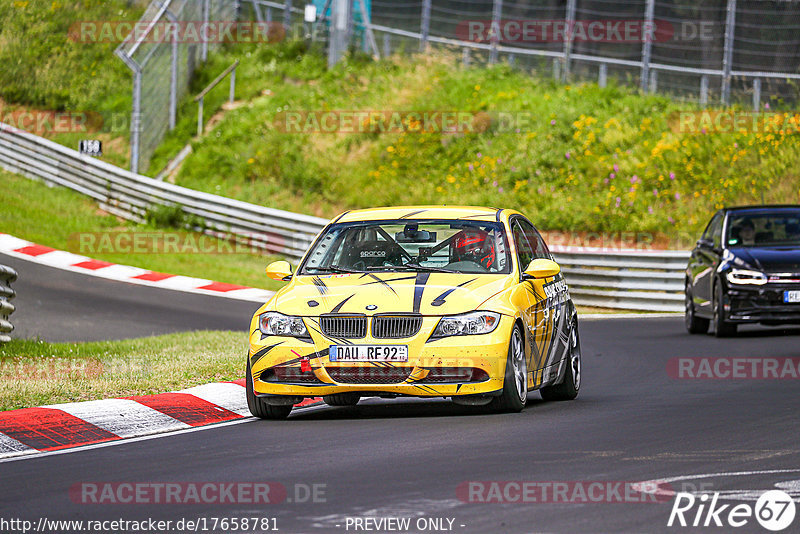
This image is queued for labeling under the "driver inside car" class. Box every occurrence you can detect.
[450,228,496,270]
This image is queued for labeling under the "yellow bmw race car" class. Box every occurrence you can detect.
[246,206,581,419]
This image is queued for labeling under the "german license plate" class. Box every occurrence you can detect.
[329,345,408,362]
[784,290,800,303]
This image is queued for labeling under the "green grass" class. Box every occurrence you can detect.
[0,331,245,410]
[1,170,286,291]
[153,42,800,243]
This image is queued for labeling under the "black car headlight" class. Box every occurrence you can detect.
[726,269,767,286]
[259,312,310,337]
[431,311,501,338]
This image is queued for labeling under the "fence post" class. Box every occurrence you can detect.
[648,69,658,93]
[562,0,576,81]
[752,78,761,111]
[721,0,737,106]
[553,57,561,80]
[197,97,204,137]
[640,0,655,93]
[131,69,142,174]
[462,47,471,67]
[489,0,503,64]
[201,0,210,62]
[598,63,607,88]
[168,10,178,131]
[420,0,432,52]
[284,0,293,33]
[700,75,709,105]
[230,66,236,103]
[328,0,351,67]
[383,33,391,57]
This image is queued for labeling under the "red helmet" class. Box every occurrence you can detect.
[453,229,495,269]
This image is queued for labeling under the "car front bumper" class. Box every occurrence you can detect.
[725,284,800,324]
[248,315,516,398]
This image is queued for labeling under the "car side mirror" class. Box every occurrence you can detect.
[265,260,293,281]
[696,238,720,253]
[522,258,561,280]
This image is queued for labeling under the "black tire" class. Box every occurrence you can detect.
[540,318,581,401]
[685,281,710,334]
[713,279,737,338]
[246,359,293,420]
[489,325,527,413]
[323,393,361,406]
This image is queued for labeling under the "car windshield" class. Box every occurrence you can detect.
[300,219,512,274]
[726,210,800,247]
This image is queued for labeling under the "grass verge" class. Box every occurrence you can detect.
[0,331,245,411]
[157,42,800,244]
[1,170,286,291]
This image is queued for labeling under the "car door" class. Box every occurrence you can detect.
[691,212,724,315]
[510,217,561,387]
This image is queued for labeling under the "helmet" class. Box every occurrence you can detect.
[452,229,495,269]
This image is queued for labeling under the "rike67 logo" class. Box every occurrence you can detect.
[668,490,796,531]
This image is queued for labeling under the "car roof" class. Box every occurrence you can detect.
[334,205,518,223]
[724,204,800,214]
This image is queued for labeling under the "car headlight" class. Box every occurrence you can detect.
[431,311,501,338]
[259,312,310,337]
[726,269,767,285]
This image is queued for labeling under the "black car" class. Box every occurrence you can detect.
[685,205,800,336]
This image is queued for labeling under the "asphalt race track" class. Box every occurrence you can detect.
[2,256,800,533]
[0,253,257,342]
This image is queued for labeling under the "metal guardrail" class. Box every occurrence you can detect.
[552,248,689,312]
[0,123,328,259]
[0,265,18,343]
[0,122,688,311]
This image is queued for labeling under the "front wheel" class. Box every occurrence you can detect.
[489,325,527,413]
[685,281,710,334]
[540,318,581,401]
[713,279,737,338]
[246,359,293,420]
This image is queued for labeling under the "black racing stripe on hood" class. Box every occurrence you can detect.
[311,276,329,295]
[413,272,431,313]
[331,294,355,313]
[360,273,417,295]
[431,278,477,307]
[250,341,285,366]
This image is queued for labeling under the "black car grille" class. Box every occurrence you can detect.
[326,366,413,384]
[372,315,423,339]
[320,315,367,338]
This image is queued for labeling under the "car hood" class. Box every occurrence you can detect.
[268,272,513,316]
[728,247,800,273]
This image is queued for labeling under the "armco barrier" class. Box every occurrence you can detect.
[0,124,328,259]
[0,122,687,312]
[0,265,18,343]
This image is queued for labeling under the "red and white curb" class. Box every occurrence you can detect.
[0,233,275,303]
[0,381,321,460]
